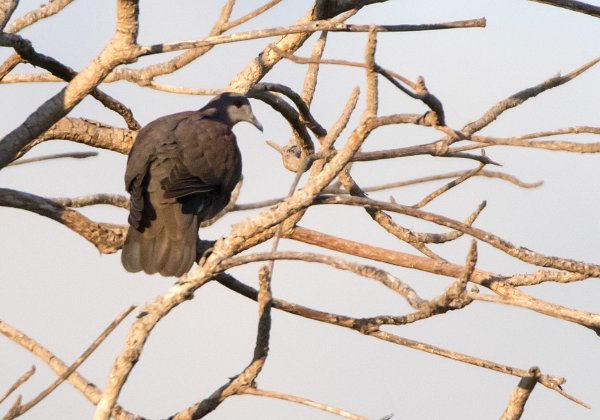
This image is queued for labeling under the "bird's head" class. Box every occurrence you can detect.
[203,92,263,132]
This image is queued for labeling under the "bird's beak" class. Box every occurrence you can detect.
[249,114,263,132]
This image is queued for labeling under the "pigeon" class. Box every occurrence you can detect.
[121,92,263,277]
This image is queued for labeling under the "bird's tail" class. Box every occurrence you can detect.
[121,205,199,277]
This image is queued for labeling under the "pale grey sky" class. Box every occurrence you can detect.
[1,1,600,419]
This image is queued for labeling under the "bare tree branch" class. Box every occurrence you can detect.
[315,195,600,279]
[0,188,126,253]
[0,0,140,169]
[413,163,484,208]
[461,55,600,137]
[13,118,135,161]
[172,266,273,419]
[51,194,129,210]
[5,0,75,33]
[530,0,600,18]
[216,273,587,409]
[0,320,138,420]
[288,226,600,332]
[470,133,600,153]
[241,387,368,420]
[0,367,35,407]
[221,251,425,309]
[4,306,136,419]
[8,151,98,167]
[500,366,541,420]
[0,32,140,130]
[0,0,18,30]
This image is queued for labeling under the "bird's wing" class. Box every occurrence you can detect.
[161,161,219,199]
[161,116,237,199]
[125,111,195,228]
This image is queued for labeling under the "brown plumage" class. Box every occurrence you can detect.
[121,92,262,277]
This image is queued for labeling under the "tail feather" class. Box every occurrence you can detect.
[121,203,199,277]
[121,229,143,273]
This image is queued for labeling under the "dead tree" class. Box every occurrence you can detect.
[1,1,599,418]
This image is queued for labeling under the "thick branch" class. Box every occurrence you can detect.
[288,226,600,331]
[0,0,140,170]
[0,188,126,254]
[499,367,541,420]
[0,0,18,30]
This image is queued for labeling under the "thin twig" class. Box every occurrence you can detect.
[138,19,487,56]
[0,367,35,406]
[223,0,284,30]
[241,387,368,420]
[355,170,542,191]
[220,251,425,309]
[7,151,98,167]
[413,163,484,208]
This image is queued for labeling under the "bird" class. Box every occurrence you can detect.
[121,92,263,277]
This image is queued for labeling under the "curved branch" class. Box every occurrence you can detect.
[1,33,140,130]
[461,55,600,136]
[221,251,424,309]
[15,117,135,161]
[252,82,327,137]
[530,0,600,18]
[241,387,368,420]
[5,0,75,33]
[0,188,126,254]
[249,90,314,154]
[52,194,130,210]
[8,151,98,166]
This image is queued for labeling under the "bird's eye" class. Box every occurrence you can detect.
[234,100,243,108]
